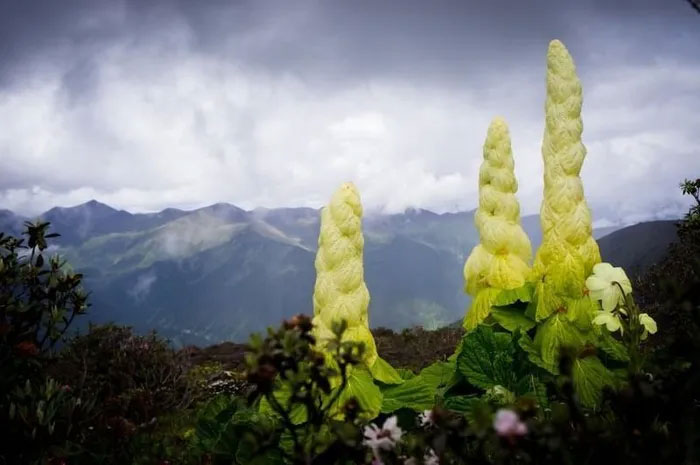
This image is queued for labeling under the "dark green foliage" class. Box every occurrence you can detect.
[457,326,518,390]
[51,324,197,464]
[629,178,700,463]
[679,178,700,234]
[184,394,282,465]
[0,221,89,359]
[245,315,370,465]
[0,221,90,465]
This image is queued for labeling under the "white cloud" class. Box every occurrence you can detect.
[128,271,157,301]
[0,34,698,227]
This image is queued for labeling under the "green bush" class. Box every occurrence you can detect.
[53,324,198,464]
[0,221,90,465]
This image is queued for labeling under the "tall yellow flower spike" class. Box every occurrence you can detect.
[312,182,402,384]
[463,117,532,330]
[531,39,601,320]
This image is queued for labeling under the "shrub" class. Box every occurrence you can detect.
[52,324,197,464]
[0,221,90,465]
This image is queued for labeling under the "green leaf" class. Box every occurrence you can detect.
[572,356,617,408]
[259,382,308,424]
[532,279,562,321]
[236,439,284,465]
[443,395,493,428]
[442,394,480,414]
[331,366,382,419]
[534,313,588,369]
[491,307,536,332]
[518,333,557,374]
[595,329,630,362]
[380,375,435,413]
[456,326,517,390]
[492,283,534,306]
[566,296,596,331]
[418,360,456,391]
[464,288,502,331]
[515,374,549,408]
[369,356,404,385]
[396,368,417,380]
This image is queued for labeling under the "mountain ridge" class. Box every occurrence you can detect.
[0,199,680,346]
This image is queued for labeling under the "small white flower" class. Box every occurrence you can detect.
[424,449,439,465]
[418,409,434,428]
[493,409,527,437]
[585,263,632,312]
[363,415,403,457]
[592,311,623,334]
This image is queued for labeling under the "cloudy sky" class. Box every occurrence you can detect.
[0,0,698,226]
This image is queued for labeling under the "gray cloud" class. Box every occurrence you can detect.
[0,0,698,226]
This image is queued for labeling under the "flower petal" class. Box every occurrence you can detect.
[601,288,621,312]
[585,275,609,292]
[639,313,657,334]
[593,312,621,333]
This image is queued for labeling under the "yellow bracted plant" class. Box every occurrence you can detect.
[313,182,402,385]
[527,41,615,403]
[460,40,618,407]
[463,117,532,330]
[531,39,602,321]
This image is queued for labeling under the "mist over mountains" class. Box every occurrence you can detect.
[0,201,679,346]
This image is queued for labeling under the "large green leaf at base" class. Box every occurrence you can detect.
[443,395,481,415]
[330,366,382,420]
[514,374,549,409]
[518,333,557,374]
[259,381,308,425]
[443,395,493,428]
[572,356,617,408]
[418,360,457,391]
[380,376,435,412]
[534,313,588,369]
[457,325,516,390]
[380,360,455,412]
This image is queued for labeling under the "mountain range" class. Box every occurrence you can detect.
[0,201,680,346]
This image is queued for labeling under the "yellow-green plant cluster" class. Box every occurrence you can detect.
[312,182,402,385]
[459,39,651,406]
[301,39,654,412]
[463,117,532,330]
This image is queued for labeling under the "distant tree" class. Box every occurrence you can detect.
[679,178,700,235]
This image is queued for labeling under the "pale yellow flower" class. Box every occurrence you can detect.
[639,313,658,340]
[592,310,623,334]
[585,262,632,312]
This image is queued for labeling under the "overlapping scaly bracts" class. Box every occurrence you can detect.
[532,39,601,320]
[312,182,378,367]
[463,117,532,330]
